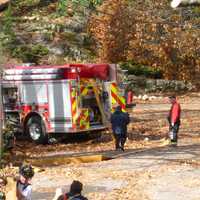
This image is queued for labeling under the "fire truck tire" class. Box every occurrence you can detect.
[26,116,48,144]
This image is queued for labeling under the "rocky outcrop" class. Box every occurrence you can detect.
[0,1,95,64]
[14,15,93,63]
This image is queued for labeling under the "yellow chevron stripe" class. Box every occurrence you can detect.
[71,89,77,126]
[111,84,118,95]
[111,84,118,106]
[79,109,90,129]
[81,87,88,96]
[72,92,77,111]
[111,83,126,112]
[119,95,126,104]
[72,90,76,95]
[72,102,76,111]
[112,97,117,104]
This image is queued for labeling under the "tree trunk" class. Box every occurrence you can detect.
[0,71,3,159]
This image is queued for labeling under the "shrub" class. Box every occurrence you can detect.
[57,0,102,16]
[120,61,163,79]
[12,44,49,64]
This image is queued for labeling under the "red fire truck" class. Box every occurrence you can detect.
[2,64,126,144]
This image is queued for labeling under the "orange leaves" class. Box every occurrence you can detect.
[89,0,200,81]
[89,0,130,62]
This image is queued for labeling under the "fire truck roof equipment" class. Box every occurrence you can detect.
[4,64,110,81]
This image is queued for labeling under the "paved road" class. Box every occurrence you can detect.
[32,140,200,200]
[31,99,200,200]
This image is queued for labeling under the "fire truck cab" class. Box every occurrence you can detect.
[2,64,126,144]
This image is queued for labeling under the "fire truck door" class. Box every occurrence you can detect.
[48,81,72,131]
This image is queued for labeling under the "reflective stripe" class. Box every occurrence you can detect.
[111,83,126,112]
[80,86,88,96]
[71,88,77,127]
[77,109,90,130]
[80,79,91,96]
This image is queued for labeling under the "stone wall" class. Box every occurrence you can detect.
[126,75,195,94]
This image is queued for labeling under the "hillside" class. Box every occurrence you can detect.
[0,0,96,65]
[0,0,200,82]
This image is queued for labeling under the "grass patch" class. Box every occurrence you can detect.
[12,44,49,64]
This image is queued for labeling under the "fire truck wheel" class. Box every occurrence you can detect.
[26,116,48,144]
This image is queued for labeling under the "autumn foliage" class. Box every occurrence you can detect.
[89,0,130,62]
[89,0,200,81]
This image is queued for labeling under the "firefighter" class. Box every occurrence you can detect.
[16,165,35,200]
[111,106,130,151]
[55,180,88,200]
[167,96,181,146]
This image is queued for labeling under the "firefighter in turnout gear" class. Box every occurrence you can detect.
[167,96,181,146]
[111,106,130,151]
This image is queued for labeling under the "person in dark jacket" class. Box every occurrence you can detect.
[111,106,130,151]
[167,96,181,146]
[56,180,88,200]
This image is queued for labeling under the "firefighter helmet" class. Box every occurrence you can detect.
[19,165,34,179]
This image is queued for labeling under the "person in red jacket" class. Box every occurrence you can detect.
[167,96,181,146]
